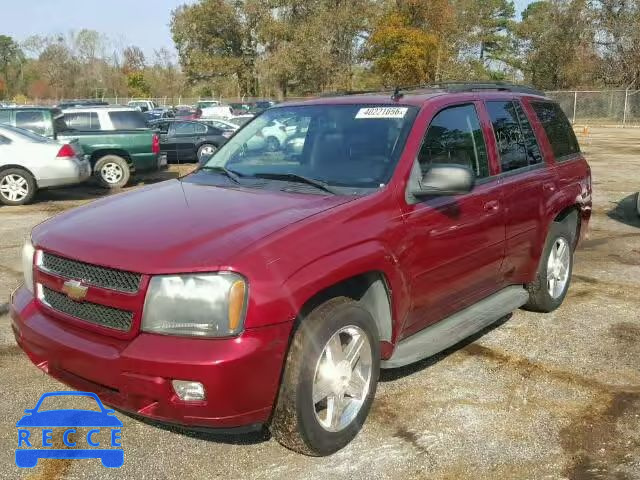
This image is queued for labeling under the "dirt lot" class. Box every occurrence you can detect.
[0,130,639,480]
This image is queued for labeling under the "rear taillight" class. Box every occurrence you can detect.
[56,144,76,159]
[152,134,160,154]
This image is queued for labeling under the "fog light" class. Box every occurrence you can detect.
[172,380,206,401]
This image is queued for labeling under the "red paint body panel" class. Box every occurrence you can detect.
[12,90,592,429]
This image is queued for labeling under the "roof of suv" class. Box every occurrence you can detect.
[282,82,548,108]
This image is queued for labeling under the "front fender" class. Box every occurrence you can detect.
[276,240,411,342]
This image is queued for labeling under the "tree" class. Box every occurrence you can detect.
[171,0,261,96]
[123,46,146,73]
[126,71,151,97]
[0,35,24,99]
[367,11,439,85]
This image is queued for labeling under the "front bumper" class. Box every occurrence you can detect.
[11,287,291,430]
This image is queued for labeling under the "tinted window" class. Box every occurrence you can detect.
[65,112,100,130]
[531,101,580,159]
[0,110,10,125]
[52,110,69,133]
[15,111,46,135]
[173,122,197,135]
[418,104,490,178]
[487,101,531,172]
[108,111,147,129]
[513,102,543,165]
[195,123,208,134]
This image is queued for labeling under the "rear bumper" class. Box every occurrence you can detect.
[37,159,92,188]
[11,287,292,430]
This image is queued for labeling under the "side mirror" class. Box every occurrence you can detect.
[412,164,475,197]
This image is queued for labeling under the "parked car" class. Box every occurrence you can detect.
[0,107,164,188]
[199,118,240,133]
[250,100,277,114]
[228,115,254,127]
[11,83,591,456]
[62,106,150,131]
[56,100,109,109]
[196,100,220,109]
[152,120,230,163]
[0,124,90,205]
[635,192,640,217]
[127,100,157,112]
[143,108,175,124]
[245,119,289,152]
[174,107,199,120]
[230,102,252,115]
[201,105,234,119]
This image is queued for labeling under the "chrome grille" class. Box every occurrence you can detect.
[41,253,141,293]
[41,286,133,331]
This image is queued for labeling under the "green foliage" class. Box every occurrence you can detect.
[126,71,151,97]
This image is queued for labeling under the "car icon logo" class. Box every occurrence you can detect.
[61,280,89,302]
[16,391,123,468]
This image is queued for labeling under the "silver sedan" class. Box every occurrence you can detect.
[0,125,91,205]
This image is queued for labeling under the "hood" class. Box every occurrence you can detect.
[32,179,353,274]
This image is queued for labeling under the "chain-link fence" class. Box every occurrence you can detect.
[15,90,640,127]
[546,90,640,127]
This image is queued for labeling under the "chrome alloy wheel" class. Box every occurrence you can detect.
[0,174,29,202]
[198,145,216,160]
[100,162,124,184]
[547,237,571,299]
[312,325,373,432]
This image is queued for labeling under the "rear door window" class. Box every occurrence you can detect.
[65,112,100,130]
[108,111,147,129]
[418,104,490,178]
[173,122,197,135]
[531,101,580,160]
[486,101,542,173]
[15,111,47,136]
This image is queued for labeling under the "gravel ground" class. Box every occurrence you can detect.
[0,131,638,480]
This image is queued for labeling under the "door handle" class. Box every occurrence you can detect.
[484,200,500,212]
[543,182,556,192]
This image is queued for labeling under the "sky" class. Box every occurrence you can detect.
[2,0,534,59]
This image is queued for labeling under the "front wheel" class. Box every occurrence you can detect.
[270,297,380,456]
[0,168,37,206]
[524,222,574,312]
[94,155,130,189]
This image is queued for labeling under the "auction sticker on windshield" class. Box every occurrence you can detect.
[355,107,408,119]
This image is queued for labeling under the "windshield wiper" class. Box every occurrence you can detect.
[199,166,242,184]
[250,173,339,195]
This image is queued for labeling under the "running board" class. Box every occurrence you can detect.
[381,286,529,369]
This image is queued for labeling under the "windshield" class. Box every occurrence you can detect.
[200,104,417,191]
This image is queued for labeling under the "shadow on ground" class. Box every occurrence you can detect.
[607,193,640,229]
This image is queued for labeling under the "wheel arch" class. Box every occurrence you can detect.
[90,150,133,168]
[0,164,38,187]
[296,271,394,347]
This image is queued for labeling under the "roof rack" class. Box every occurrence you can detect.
[403,81,545,96]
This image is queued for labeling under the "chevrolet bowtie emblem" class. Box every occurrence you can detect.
[61,280,88,302]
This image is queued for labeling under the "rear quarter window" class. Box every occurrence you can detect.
[0,110,11,125]
[109,111,147,129]
[15,110,47,136]
[531,102,580,160]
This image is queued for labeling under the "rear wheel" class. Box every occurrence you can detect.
[635,192,640,217]
[0,168,36,206]
[94,155,130,189]
[270,297,380,456]
[197,144,217,163]
[524,222,574,312]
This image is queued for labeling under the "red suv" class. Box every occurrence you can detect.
[11,83,591,456]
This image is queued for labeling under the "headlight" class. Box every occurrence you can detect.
[142,273,247,337]
[21,237,35,293]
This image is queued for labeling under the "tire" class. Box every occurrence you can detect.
[265,136,280,152]
[197,144,217,163]
[523,222,574,313]
[270,297,380,456]
[94,155,130,189]
[0,168,37,206]
[635,192,640,217]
